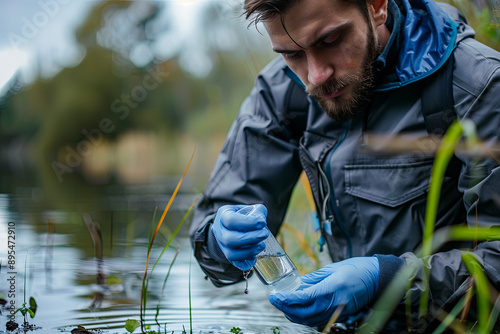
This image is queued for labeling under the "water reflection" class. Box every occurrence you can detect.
[0,191,319,334]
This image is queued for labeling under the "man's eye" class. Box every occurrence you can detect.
[323,33,343,47]
[283,51,302,60]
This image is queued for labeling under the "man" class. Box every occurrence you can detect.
[190,0,500,331]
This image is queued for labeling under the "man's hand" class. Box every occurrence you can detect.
[211,204,270,271]
[269,256,380,327]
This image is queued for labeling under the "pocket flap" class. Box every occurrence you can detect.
[344,160,433,207]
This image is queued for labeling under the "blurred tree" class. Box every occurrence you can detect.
[30,1,166,207]
[0,0,273,209]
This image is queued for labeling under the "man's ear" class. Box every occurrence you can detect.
[369,0,388,27]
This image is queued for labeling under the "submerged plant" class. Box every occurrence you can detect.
[12,296,37,325]
[11,254,37,329]
[125,319,141,333]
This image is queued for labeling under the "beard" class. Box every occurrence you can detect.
[306,25,378,123]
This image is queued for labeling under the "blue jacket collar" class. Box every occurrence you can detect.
[393,0,457,86]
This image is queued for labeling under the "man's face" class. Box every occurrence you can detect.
[264,0,382,122]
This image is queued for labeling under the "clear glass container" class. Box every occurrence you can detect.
[237,205,302,294]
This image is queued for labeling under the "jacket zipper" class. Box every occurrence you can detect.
[316,161,331,252]
[323,122,353,258]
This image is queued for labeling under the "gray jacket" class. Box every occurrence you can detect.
[190,0,500,328]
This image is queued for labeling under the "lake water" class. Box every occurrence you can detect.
[0,185,320,334]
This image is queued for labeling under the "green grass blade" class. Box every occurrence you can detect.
[148,194,199,329]
[140,149,195,331]
[155,248,180,326]
[419,121,465,317]
[150,196,199,274]
[141,225,155,328]
[422,121,464,256]
[24,252,28,303]
[150,150,195,250]
[415,120,492,323]
[141,209,158,328]
[431,293,469,334]
[189,255,193,334]
[488,292,500,333]
[461,252,491,333]
[413,226,500,258]
[449,226,500,241]
[358,264,414,334]
[148,208,158,254]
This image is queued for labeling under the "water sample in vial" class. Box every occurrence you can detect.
[237,205,302,294]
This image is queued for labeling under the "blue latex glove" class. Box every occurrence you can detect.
[269,256,379,327]
[212,204,270,271]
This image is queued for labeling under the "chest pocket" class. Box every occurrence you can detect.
[344,159,434,207]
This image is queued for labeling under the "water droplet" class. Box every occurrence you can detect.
[243,270,251,294]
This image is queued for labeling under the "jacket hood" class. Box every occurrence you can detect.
[395,0,459,85]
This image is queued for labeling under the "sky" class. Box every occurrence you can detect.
[0,0,255,97]
[0,0,94,95]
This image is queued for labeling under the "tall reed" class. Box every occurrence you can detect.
[140,150,197,332]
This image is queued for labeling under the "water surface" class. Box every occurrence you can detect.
[0,189,319,334]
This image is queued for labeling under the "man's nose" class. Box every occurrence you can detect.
[307,54,334,86]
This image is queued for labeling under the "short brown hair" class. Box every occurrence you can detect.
[243,0,369,27]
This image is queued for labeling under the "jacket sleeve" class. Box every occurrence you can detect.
[189,57,306,286]
[398,41,500,327]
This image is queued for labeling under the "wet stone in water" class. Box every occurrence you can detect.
[6,320,19,331]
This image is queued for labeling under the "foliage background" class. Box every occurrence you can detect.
[0,0,275,209]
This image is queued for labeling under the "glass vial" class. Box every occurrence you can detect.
[237,205,302,294]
